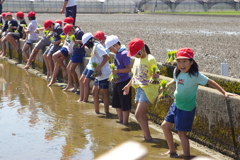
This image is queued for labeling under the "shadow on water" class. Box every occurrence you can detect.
[0,60,216,160]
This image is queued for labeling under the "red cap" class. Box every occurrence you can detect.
[63,17,74,24]
[63,24,73,35]
[54,19,62,26]
[27,11,36,17]
[127,38,145,57]
[44,20,53,29]
[6,12,12,16]
[1,12,7,18]
[94,31,105,41]
[176,48,194,59]
[15,11,24,18]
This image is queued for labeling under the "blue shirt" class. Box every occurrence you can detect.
[174,70,209,111]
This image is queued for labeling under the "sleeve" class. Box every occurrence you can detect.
[75,30,84,40]
[96,44,107,57]
[56,28,63,36]
[27,23,33,32]
[12,20,18,27]
[149,56,158,74]
[122,52,131,66]
[197,72,209,86]
[2,20,8,32]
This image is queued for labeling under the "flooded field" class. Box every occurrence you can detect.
[0,59,219,159]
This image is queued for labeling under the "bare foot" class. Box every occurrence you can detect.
[63,85,74,91]
[62,69,68,78]
[24,64,30,69]
[48,79,56,87]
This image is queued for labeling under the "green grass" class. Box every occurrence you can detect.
[151,10,240,15]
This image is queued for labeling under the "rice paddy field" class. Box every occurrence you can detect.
[37,13,240,78]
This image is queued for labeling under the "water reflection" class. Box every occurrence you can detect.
[0,60,211,160]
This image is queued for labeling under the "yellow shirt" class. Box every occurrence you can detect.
[132,54,159,104]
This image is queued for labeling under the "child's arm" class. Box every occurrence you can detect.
[53,39,61,45]
[94,54,109,72]
[112,64,131,75]
[122,78,132,95]
[207,79,237,98]
[166,79,175,88]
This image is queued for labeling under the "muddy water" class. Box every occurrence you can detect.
[0,60,210,160]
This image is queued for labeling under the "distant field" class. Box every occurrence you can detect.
[153,11,240,15]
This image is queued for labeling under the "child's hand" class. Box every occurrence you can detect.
[112,70,118,75]
[122,85,130,95]
[224,92,238,99]
[94,66,101,72]
[152,73,159,79]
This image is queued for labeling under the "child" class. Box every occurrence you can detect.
[48,24,73,86]
[105,35,131,124]
[63,24,85,92]
[22,11,38,61]
[24,20,63,81]
[94,31,107,45]
[122,38,160,141]
[0,12,18,57]
[161,48,237,158]
[5,11,27,52]
[79,33,111,116]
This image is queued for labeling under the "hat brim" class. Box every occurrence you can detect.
[176,56,191,59]
[127,51,137,57]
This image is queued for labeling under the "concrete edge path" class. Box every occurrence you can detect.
[0,56,233,160]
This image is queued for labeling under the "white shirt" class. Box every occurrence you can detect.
[65,0,76,7]
[27,20,38,41]
[87,43,111,81]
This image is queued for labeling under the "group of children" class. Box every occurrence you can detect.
[0,11,237,158]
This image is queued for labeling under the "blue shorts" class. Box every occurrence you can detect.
[71,52,85,63]
[25,39,37,45]
[94,78,109,89]
[59,47,68,57]
[135,87,150,103]
[82,68,95,81]
[165,103,196,132]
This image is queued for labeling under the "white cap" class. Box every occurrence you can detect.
[82,32,93,46]
[105,35,119,49]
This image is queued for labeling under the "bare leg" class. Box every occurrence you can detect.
[70,62,79,91]
[82,78,92,102]
[101,88,109,114]
[0,37,7,57]
[24,47,39,69]
[43,53,50,80]
[161,120,176,154]
[92,85,100,114]
[48,63,60,86]
[123,110,130,125]
[47,54,54,78]
[22,43,31,61]
[178,131,190,157]
[116,108,123,122]
[135,101,151,140]
[78,74,86,102]
[63,61,74,91]
[5,34,18,50]
[52,51,67,78]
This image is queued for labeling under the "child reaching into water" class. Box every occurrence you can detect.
[122,38,160,141]
[161,48,237,158]
[79,33,111,116]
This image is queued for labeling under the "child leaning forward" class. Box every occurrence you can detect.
[122,38,160,141]
[80,33,111,116]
